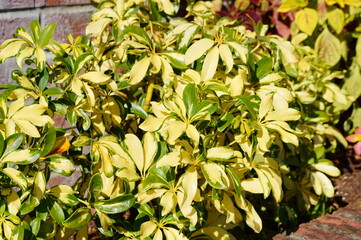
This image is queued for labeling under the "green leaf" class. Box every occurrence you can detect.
[38,68,49,92]
[226,167,243,196]
[30,217,41,236]
[20,196,40,215]
[131,102,147,119]
[43,87,64,95]
[63,208,91,229]
[256,57,273,79]
[3,133,24,157]
[315,27,342,67]
[183,83,198,117]
[77,109,91,131]
[295,8,318,36]
[66,110,77,126]
[41,126,56,157]
[217,111,234,132]
[89,173,103,199]
[38,23,56,47]
[123,26,152,47]
[0,132,4,157]
[94,194,135,214]
[11,224,25,240]
[47,199,65,224]
[29,20,41,43]
[162,51,188,69]
[236,95,259,120]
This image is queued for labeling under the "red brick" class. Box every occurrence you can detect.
[41,6,94,43]
[0,59,19,84]
[35,0,91,7]
[0,11,39,44]
[0,0,35,9]
[312,214,361,239]
[334,204,361,221]
[290,224,351,240]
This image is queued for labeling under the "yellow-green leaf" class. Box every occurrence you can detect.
[315,27,342,67]
[327,8,344,34]
[63,208,91,229]
[295,8,318,36]
[2,168,28,190]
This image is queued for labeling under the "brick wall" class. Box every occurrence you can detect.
[0,0,95,83]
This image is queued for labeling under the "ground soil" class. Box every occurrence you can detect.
[332,146,361,207]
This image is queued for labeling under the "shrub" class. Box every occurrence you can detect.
[0,0,348,239]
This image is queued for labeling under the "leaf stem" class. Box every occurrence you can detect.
[143,77,155,111]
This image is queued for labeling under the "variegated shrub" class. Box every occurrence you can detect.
[0,0,347,239]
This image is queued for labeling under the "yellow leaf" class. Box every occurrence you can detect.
[17,46,34,69]
[156,151,181,167]
[33,171,46,202]
[167,120,187,144]
[34,47,46,70]
[278,0,308,12]
[185,38,214,65]
[124,134,144,173]
[86,18,112,36]
[180,166,198,207]
[140,221,157,238]
[201,46,219,82]
[265,108,300,122]
[143,132,157,173]
[11,120,35,137]
[270,38,298,64]
[185,124,200,146]
[295,8,318,36]
[150,54,162,73]
[227,41,248,63]
[139,115,164,132]
[229,70,246,96]
[190,226,236,240]
[129,57,150,85]
[312,163,340,177]
[266,122,299,146]
[7,189,21,215]
[313,171,335,197]
[0,40,26,63]
[219,44,234,73]
[310,172,323,195]
[80,71,111,84]
[241,178,263,194]
[160,191,176,215]
[206,147,234,160]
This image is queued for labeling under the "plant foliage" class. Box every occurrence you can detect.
[0,0,353,239]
